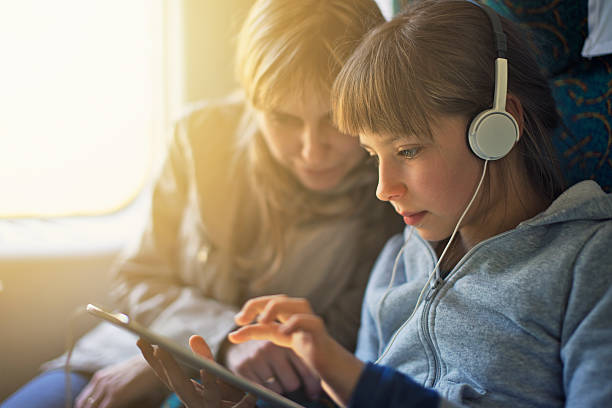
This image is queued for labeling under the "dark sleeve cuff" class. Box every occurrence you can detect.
[348,362,439,408]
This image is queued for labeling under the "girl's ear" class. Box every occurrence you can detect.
[505,93,524,140]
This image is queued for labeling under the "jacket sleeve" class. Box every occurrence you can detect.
[42,111,241,373]
[108,113,240,355]
[348,363,451,408]
[560,223,612,407]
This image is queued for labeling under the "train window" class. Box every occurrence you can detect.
[0,0,164,217]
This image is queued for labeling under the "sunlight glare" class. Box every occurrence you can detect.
[0,1,159,216]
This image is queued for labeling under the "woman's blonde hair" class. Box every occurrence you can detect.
[332,0,565,203]
[236,0,384,110]
[224,0,386,296]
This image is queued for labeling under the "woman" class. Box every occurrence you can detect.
[1,1,398,407]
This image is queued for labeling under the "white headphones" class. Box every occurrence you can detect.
[466,0,520,161]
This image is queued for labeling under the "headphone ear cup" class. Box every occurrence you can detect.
[468,109,519,160]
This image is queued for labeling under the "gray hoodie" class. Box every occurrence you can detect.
[354,180,612,407]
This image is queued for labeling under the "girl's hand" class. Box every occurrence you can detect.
[75,355,165,408]
[228,295,365,406]
[224,340,322,400]
[137,336,256,408]
[228,295,332,375]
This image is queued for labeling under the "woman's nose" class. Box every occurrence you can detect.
[376,159,406,202]
[300,126,327,164]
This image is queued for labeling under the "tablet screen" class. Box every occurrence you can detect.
[86,304,304,408]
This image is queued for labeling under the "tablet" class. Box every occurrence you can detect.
[86,304,304,408]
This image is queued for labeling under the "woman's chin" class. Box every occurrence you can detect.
[298,173,343,192]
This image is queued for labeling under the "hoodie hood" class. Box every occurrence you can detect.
[521,180,612,228]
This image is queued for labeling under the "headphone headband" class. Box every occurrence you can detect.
[463,0,507,58]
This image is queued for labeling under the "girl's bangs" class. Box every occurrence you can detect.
[332,23,434,140]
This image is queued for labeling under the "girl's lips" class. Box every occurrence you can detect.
[400,211,426,225]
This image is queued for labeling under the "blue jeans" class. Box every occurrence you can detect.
[1,369,90,408]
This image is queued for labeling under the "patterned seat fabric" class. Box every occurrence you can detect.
[480,0,612,192]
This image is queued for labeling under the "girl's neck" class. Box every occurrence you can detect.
[436,171,551,273]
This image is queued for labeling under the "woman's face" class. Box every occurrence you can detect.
[256,89,365,192]
[359,115,485,242]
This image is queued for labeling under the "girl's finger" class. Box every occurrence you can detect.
[258,297,313,324]
[227,323,291,347]
[280,314,326,336]
[234,295,288,325]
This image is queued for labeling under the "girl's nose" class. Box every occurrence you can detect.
[376,159,406,202]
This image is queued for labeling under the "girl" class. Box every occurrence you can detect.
[222,1,612,407]
[1,1,399,407]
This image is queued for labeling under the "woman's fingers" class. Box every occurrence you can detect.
[221,393,257,408]
[267,349,301,393]
[75,381,101,408]
[255,367,284,394]
[154,346,206,408]
[136,339,171,390]
[217,376,248,402]
[234,393,258,408]
[288,350,322,400]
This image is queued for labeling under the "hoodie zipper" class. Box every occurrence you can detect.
[417,228,518,387]
[422,277,442,387]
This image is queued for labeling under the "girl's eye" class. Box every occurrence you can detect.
[398,147,421,159]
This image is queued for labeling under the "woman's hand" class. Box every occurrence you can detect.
[137,336,256,408]
[75,355,165,408]
[228,295,365,406]
[224,340,322,400]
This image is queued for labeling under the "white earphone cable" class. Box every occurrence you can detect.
[375,160,488,364]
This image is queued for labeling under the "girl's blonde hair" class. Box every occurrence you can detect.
[332,0,565,202]
[224,0,386,297]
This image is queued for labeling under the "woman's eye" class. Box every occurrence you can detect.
[399,147,421,159]
[270,113,301,127]
[322,116,339,130]
[368,155,380,167]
